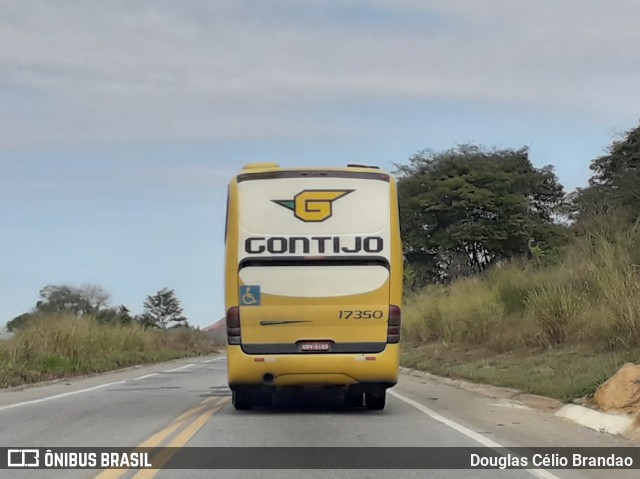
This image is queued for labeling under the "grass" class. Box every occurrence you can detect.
[401,215,640,401]
[0,313,218,388]
[401,343,635,402]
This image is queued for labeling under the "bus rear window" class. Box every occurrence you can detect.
[239,265,389,298]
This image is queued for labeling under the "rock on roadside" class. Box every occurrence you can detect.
[590,363,640,418]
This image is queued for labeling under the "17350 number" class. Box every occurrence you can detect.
[338,310,384,319]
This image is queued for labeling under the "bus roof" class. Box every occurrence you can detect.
[239,163,385,175]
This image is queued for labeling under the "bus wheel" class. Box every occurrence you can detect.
[365,390,386,410]
[344,391,363,408]
[232,390,254,410]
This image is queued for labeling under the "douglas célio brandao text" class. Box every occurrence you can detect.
[470,452,634,469]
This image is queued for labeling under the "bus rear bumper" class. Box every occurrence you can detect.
[226,344,399,389]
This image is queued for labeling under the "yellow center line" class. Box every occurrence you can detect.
[138,398,219,448]
[132,397,230,479]
[94,397,222,479]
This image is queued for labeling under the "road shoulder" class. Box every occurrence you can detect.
[399,366,640,444]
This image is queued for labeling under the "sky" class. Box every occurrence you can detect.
[1,0,639,328]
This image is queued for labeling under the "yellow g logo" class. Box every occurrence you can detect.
[273,189,354,222]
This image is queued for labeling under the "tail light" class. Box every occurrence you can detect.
[226,306,241,345]
[387,305,401,343]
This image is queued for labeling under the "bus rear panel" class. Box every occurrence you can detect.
[225,163,403,410]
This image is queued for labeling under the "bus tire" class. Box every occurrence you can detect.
[365,390,386,410]
[232,390,254,410]
[344,390,363,408]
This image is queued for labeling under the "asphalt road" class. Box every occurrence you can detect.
[0,354,637,479]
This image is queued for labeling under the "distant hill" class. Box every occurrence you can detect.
[202,318,224,333]
[202,318,225,346]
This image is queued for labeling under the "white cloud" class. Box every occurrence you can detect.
[1,0,639,148]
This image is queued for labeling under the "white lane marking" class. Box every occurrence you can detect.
[389,390,562,479]
[0,381,126,412]
[133,373,160,380]
[164,364,195,373]
[202,357,225,363]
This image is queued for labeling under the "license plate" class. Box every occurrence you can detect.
[299,341,331,352]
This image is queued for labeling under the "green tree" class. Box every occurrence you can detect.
[6,284,118,330]
[35,284,110,316]
[95,305,133,324]
[571,122,640,222]
[396,144,566,287]
[141,288,187,329]
[6,312,35,332]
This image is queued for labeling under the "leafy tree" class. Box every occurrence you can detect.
[35,284,110,316]
[141,288,187,329]
[6,312,36,332]
[396,144,566,287]
[7,284,117,329]
[571,122,640,222]
[81,284,111,311]
[95,305,133,324]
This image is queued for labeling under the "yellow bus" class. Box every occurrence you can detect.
[224,163,403,410]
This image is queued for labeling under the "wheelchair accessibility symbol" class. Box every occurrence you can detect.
[240,285,261,306]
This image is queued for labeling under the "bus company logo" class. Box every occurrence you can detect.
[272,189,354,222]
